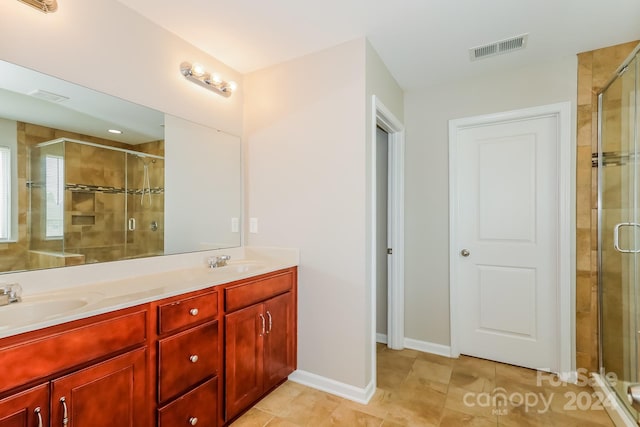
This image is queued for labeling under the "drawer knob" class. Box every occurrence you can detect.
[189,308,199,316]
[189,417,198,425]
[189,355,199,363]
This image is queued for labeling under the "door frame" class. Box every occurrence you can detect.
[448,102,573,379]
[371,95,405,353]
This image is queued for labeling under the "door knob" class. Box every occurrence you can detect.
[460,249,470,257]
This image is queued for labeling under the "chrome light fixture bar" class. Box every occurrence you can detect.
[17,0,58,13]
[180,62,237,98]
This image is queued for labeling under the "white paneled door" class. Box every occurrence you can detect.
[451,111,561,371]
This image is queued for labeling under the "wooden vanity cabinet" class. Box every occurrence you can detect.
[154,290,220,427]
[224,269,297,421]
[0,266,297,427]
[0,383,49,427]
[0,305,148,427]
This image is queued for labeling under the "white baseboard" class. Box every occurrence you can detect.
[404,338,452,358]
[288,370,376,405]
[288,338,452,405]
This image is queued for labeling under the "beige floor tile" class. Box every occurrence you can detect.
[256,381,307,416]
[449,366,496,394]
[416,351,456,367]
[230,408,274,427]
[410,358,453,386]
[439,407,498,426]
[340,388,390,419]
[495,363,541,388]
[318,404,384,426]
[384,386,446,426]
[264,417,303,427]
[277,388,342,426]
[444,385,499,420]
[233,348,615,427]
[377,350,415,390]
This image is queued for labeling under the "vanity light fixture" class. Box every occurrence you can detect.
[180,62,237,98]
[17,0,58,13]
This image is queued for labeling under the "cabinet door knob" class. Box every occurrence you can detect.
[34,407,43,427]
[189,417,198,425]
[189,308,199,316]
[189,355,199,363]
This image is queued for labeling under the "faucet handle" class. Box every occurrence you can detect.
[8,284,22,301]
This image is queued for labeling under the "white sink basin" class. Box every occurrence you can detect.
[0,292,103,329]
[220,260,267,273]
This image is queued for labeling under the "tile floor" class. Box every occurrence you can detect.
[230,344,616,426]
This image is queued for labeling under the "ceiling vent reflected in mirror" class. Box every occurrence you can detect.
[17,0,58,13]
[469,33,528,61]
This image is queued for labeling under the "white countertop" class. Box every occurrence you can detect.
[0,247,299,339]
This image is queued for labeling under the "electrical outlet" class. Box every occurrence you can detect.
[249,218,258,233]
[231,217,239,233]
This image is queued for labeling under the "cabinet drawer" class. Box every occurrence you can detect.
[158,321,218,403]
[0,309,147,394]
[225,271,293,312]
[158,377,217,427]
[158,291,218,334]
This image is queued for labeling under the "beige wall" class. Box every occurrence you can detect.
[244,38,403,391]
[244,39,368,388]
[404,56,577,347]
[0,0,243,135]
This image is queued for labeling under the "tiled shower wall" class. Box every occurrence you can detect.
[0,121,163,272]
[576,41,638,372]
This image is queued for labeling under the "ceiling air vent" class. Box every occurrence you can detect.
[28,89,69,103]
[469,34,528,61]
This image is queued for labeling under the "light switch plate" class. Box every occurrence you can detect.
[249,218,258,233]
[231,217,239,233]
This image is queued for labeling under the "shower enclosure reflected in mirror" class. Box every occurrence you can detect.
[0,59,242,274]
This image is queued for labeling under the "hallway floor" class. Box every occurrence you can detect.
[230,344,615,426]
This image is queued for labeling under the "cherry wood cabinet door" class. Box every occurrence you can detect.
[225,303,264,420]
[263,292,295,391]
[51,347,147,427]
[0,384,49,427]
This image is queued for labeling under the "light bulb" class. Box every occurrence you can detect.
[191,63,205,77]
[211,73,222,85]
[228,81,238,92]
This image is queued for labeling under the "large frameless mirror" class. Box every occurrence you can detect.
[0,59,242,274]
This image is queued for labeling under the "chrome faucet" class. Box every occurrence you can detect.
[0,283,22,306]
[208,255,231,268]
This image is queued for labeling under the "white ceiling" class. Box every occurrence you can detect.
[116,0,640,90]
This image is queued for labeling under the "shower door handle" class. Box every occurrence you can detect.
[128,218,136,231]
[613,223,640,253]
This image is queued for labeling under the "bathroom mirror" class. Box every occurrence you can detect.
[0,59,242,274]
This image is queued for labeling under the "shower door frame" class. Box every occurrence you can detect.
[596,44,640,426]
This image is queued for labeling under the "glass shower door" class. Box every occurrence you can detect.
[124,153,164,259]
[600,51,639,420]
